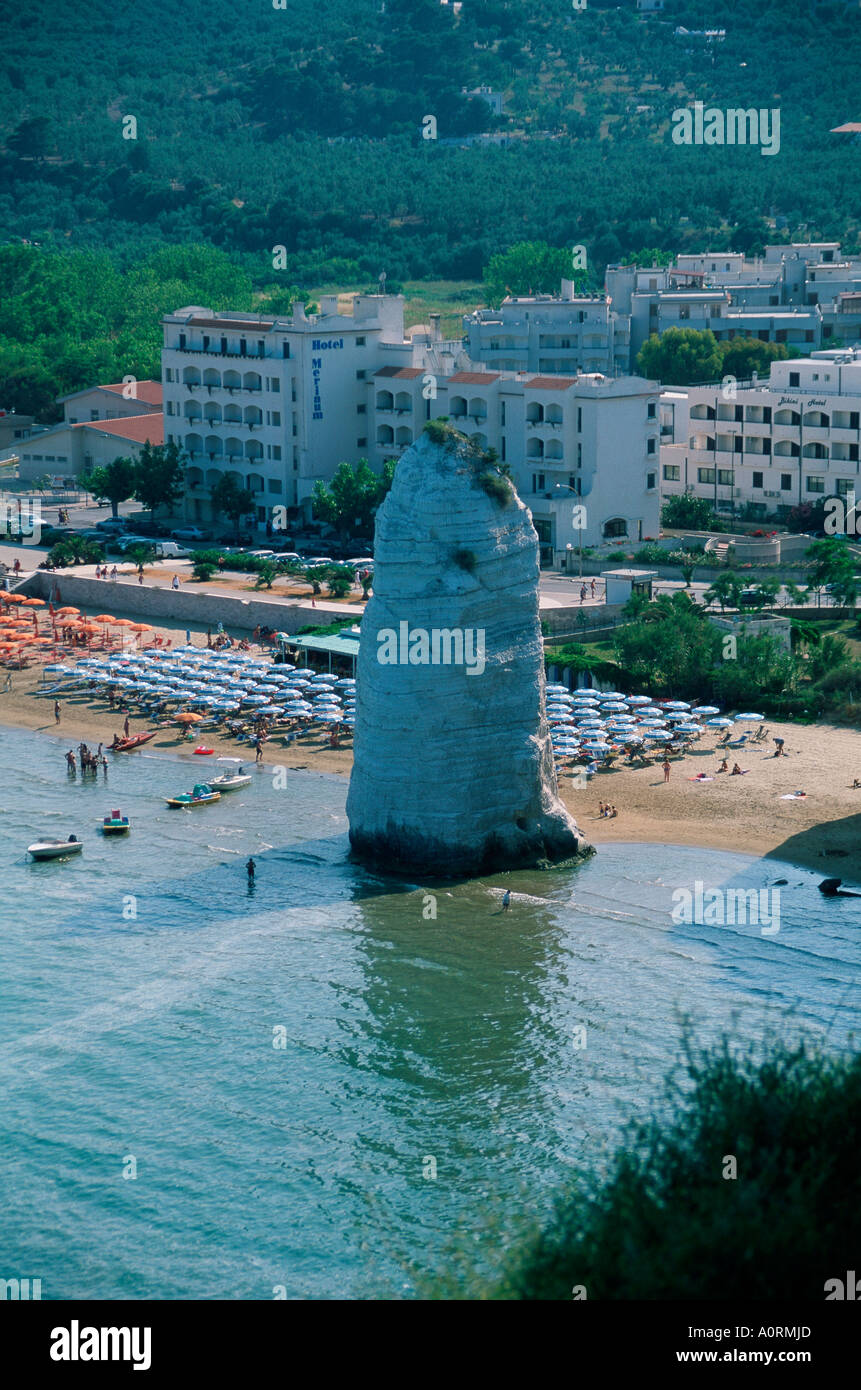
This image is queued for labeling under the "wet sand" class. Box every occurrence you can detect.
[3,615,860,879]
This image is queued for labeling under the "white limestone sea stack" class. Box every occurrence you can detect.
[346,423,594,876]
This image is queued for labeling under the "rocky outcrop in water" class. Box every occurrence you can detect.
[346,425,594,876]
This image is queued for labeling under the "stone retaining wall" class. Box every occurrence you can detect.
[19,571,356,635]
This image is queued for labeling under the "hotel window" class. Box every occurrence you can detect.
[647,438,656,455]
[533,473,545,492]
[90,410,99,420]
[679,306,690,320]
[240,339,247,356]
[789,373,800,387]
[179,333,186,349]
[357,437,367,447]
[291,381,296,402]
[257,340,265,357]
[269,411,281,427]
[663,464,680,481]
[356,370,366,380]
[501,437,506,461]
[647,402,656,419]
[500,401,506,426]
[357,404,366,414]
[282,343,290,359]
[806,476,825,493]
[267,478,282,493]
[836,479,854,496]
[717,469,734,486]
[356,337,366,347]
[203,336,209,352]
[568,473,577,491]
[781,473,792,490]
[646,472,656,490]
[577,408,582,431]
[752,471,764,489]
[221,337,227,354]
[577,444,582,467]
[698,468,715,483]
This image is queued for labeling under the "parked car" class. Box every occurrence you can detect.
[245,549,276,560]
[123,517,172,537]
[275,552,302,565]
[171,526,212,542]
[38,526,75,547]
[95,517,134,532]
[345,557,374,569]
[303,556,335,568]
[81,528,118,543]
[154,540,191,559]
[113,536,154,554]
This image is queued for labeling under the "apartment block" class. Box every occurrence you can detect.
[369,366,661,566]
[464,281,629,378]
[659,348,861,520]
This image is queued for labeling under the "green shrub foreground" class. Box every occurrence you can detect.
[493,1041,860,1300]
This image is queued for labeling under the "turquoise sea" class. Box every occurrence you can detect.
[0,725,858,1299]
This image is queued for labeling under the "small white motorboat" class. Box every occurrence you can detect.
[209,757,252,792]
[28,837,83,861]
[209,769,252,791]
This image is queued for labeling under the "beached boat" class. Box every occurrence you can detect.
[193,746,215,756]
[111,732,156,752]
[209,770,252,791]
[164,783,221,809]
[28,837,83,861]
[101,809,130,836]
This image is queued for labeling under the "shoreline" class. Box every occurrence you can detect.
[2,610,859,882]
[3,697,859,882]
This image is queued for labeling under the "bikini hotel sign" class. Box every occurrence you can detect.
[310,338,345,421]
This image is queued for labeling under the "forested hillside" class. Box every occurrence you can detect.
[1,0,859,285]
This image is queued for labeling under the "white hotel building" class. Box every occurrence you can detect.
[368,367,661,566]
[161,295,412,528]
[162,296,659,563]
[660,348,861,519]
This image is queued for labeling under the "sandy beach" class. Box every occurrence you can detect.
[2,612,860,880]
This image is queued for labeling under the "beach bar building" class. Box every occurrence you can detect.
[289,628,361,676]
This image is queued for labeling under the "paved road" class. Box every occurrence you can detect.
[1,496,847,614]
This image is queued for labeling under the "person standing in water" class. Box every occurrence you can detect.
[246,857,256,881]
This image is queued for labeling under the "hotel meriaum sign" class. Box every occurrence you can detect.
[310,338,345,421]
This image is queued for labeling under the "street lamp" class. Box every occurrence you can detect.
[554,483,584,577]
